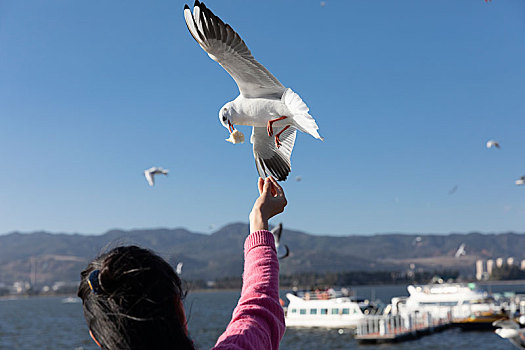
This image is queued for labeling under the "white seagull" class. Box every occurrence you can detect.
[486,140,500,149]
[516,176,525,186]
[494,319,525,349]
[270,223,290,259]
[144,167,169,187]
[184,1,323,181]
[176,262,184,275]
[454,243,466,258]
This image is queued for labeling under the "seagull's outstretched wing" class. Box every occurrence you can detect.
[184,1,286,99]
[251,126,296,181]
[145,171,155,186]
[271,223,283,244]
[277,245,290,259]
[493,319,520,330]
[270,223,290,259]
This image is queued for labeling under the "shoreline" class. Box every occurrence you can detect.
[5,279,525,299]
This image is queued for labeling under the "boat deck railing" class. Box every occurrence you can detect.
[294,290,352,301]
[355,311,452,343]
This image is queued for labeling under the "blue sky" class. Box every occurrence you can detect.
[1,0,524,236]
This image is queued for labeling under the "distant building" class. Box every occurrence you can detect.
[52,281,79,294]
[12,281,31,294]
[476,260,484,280]
[487,259,494,275]
[474,258,523,280]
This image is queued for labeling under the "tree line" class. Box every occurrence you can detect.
[187,269,461,290]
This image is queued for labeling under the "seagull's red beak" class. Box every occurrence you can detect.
[228,120,235,133]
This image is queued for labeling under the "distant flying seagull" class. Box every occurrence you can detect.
[516,176,525,186]
[448,185,458,195]
[486,140,500,149]
[176,262,184,275]
[144,167,169,187]
[270,223,290,259]
[184,1,323,181]
[454,243,466,258]
[295,176,302,182]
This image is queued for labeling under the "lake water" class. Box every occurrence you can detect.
[0,284,519,349]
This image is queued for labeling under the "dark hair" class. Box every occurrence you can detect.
[78,245,194,350]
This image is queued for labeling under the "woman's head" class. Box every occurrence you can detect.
[78,245,194,350]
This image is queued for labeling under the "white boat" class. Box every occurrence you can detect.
[285,289,380,328]
[391,282,495,319]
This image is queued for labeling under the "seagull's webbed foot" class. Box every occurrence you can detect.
[267,116,288,137]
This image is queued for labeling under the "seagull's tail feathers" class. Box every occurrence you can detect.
[282,88,323,141]
[252,126,296,181]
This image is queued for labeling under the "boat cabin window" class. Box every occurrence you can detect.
[310,309,317,314]
[342,308,350,315]
[300,309,307,315]
[290,308,297,314]
[331,308,339,315]
[321,308,328,315]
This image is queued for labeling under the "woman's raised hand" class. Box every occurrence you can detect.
[249,176,287,233]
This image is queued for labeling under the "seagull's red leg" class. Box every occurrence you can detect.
[274,125,290,148]
[267,116,288,137]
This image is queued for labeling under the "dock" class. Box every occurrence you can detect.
[355,312,452,344]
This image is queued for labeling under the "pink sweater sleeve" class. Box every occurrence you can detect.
[212,230,285,350]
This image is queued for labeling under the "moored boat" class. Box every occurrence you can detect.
[284,289,380,328]
[391,282,496,320]
[453,310,507,330]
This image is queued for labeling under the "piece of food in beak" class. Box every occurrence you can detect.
[225,129,245,144]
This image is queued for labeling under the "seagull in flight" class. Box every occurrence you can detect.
[184,1,323,181]
[176,262,184,275]
[454,243,466,258]
[144,167,169,187]
[271,223,290,259]
[494,318,525,349]
[486,140,500,149]
[516,176,525,186]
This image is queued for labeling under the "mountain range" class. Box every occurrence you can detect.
[1,223,524,286]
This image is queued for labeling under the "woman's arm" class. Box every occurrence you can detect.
[212,177,287,350]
